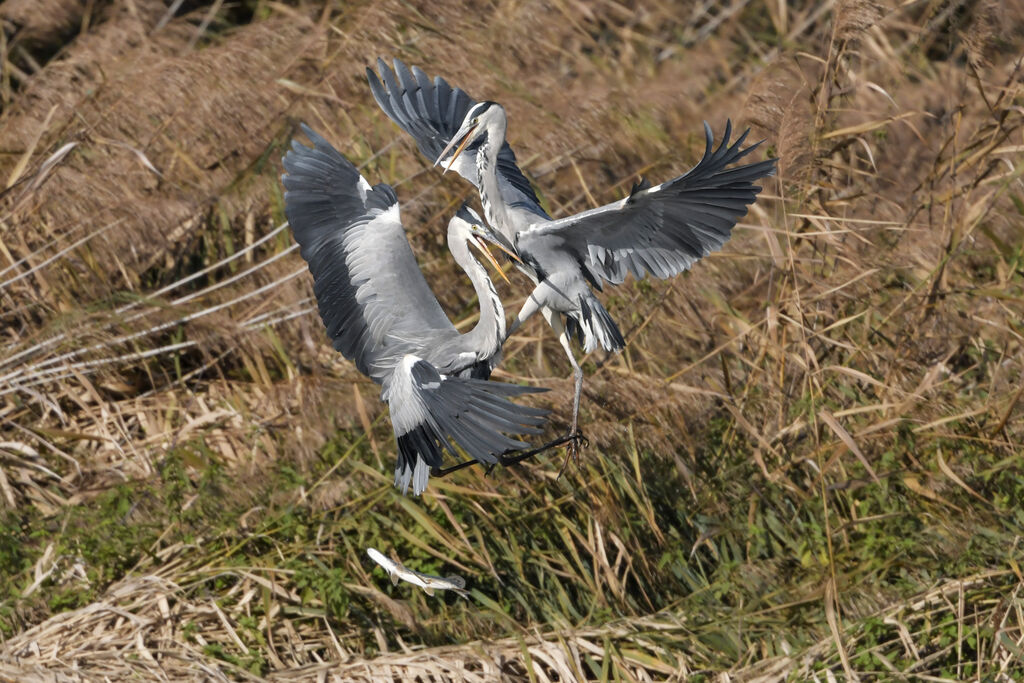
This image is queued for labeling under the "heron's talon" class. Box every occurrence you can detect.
[568,429,589,460]
[556,428,588,478]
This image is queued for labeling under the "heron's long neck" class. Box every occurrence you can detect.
[477,118,512,236]
[450,238,505,358]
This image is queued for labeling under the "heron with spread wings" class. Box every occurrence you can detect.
[282,124,549,495]
[367,58,777,458]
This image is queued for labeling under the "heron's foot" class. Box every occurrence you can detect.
[433,432,581,479]
[498,433,575,468]
[556,429,589,479]
[568,428,590,463]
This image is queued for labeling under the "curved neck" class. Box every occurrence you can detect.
[449,236,505,358]
[477,113,512,236]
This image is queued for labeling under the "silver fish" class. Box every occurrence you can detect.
[366,547,469,599]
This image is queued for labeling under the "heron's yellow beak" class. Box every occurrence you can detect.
[471,234,510,284]
[437,125,478,174]
[488,238,521,264]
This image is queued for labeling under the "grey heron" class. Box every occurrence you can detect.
[367,59,777,458]
[282,124,550,495]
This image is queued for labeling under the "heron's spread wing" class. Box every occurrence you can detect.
[367,58,547,217]
[388,356,548,495]
[518,121,777,286]
[282,124,455,380]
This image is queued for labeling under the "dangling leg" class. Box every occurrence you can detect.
[542,308,589,475]
[495,432,578,468]
[430,432,578,478]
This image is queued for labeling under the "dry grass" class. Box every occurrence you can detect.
[1,0,1023,680]
[4,569,1017,681]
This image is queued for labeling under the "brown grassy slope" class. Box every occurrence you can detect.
[1,0,1023,680]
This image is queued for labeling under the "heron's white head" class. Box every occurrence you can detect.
[448,204,519,282]
[435,101,507,173]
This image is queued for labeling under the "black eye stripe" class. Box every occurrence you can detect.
[466,101,494,121]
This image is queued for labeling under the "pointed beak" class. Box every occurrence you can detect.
[435,125,478,174]
[487,231,521,264]
[471,235,510,284]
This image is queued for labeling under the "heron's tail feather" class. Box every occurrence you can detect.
[388,355,549,495]
[566,295,625,354]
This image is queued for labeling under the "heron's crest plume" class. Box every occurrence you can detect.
[454,202,482,226]
[465,100,497,120]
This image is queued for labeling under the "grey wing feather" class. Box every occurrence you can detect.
[282,124,455,380]
[391,358,549,495]
[367,58,548,218]
[519,120,777,285]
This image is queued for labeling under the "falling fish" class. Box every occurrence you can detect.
[366,547,470,599]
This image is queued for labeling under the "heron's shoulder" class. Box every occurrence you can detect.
[365,183,399,213]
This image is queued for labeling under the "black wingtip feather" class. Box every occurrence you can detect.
[628,176,653,199]
[395,425,443,495]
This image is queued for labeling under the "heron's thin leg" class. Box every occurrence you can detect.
[559,330,584,442]
[542,309,588,474]
[431,458,481,478]
[496,433,577,466]
[430,433,577,478]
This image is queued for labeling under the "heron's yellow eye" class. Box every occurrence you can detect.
[472,117,480,125]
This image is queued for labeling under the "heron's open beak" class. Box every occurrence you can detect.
[435,125,478,174]
[486,231,521,264]
[471,235,510,284]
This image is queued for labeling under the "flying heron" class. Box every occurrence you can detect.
[282,124,551,495]
[367,59,777,458]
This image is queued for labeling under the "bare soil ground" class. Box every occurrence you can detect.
[1,0,1022,680]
